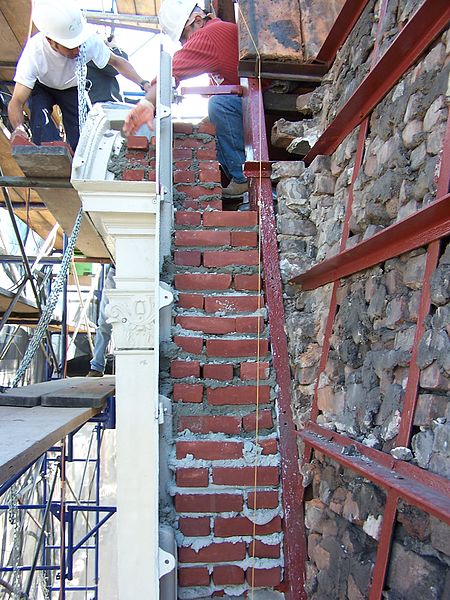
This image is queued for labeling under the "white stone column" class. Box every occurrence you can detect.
[74,181,161,599]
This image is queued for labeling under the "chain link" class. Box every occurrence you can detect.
[76,43,88,131]
[12,209,84,387]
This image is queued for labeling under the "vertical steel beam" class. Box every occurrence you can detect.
[242,77,307,600]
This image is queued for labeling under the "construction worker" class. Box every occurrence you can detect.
[8,0,152,151]
[123,0,248,199]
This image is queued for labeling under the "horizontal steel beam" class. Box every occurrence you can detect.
[299,422,450,524]
[239,59,326,82]
[0,176,72,189]
[304,0,450,163]
[291,193,450,289]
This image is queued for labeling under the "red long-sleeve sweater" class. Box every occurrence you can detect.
[172,18,239,86]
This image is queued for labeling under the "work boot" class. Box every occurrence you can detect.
[87,370,104,378]
[222,179,248,199]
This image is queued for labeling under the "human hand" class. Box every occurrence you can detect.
[123,98,155,136]
[10,125,33,147]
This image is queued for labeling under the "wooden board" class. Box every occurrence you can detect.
[0,285,38,318]
[0,376,115,408]
[41,375,115,408]
[116,0,162,16]
[0,404,100,486]
[11,145,110,259]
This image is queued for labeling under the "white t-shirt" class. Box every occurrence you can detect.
[14,32,111,90]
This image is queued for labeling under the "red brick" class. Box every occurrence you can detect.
[196,148,217,160]
[199,169,221,183]
[122,169,145,181]
[235,316,264,333]
[203,250,259,267]
[173,148,193,160]
[206,338,269,357]
[207,385,270,405]
[179,415,241,435]
[178,567,209,587]
[176,468,209,487]
[203,363,234,381]
[174,170,195,184]
[175,494,243,513]
[173,122,194,134]
[248,541,281,559]
[175,274,232,291]
[242,409,273,432]
[175,138,215,150]
[246,567,281,587]
[126,135,149,150]
[231,231,258,247]
[173,383,203,403]
[174,335,203,354]
[175,230,230,247]
[240,361,270,380]
[178,542,245,563]
[175,211,202,226]
[247,490,279,510]
[212,466,279,486]
[203,212,258,227]
[174,160,192,170]
[176,316,236,334]
[234,274,262,291]
[205,295,263,313]
[198,121,216,135]
[147,170,156,182]
[182,199,200,209]
[176,184,222,198]
[176,441,243,460]
[199,199,223,210]
[178,293,204,309]
[260,438,278,455]
[178,517,211,537]
[213,566,245,585]
[175,250,202,266]
[170,360,201,378]
[214,516,282,537]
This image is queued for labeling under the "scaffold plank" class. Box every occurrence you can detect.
[0,404,101,486]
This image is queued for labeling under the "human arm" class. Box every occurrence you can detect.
[8,83,32,132]
[108,52,152,93]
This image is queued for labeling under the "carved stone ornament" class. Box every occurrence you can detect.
[105,292,156,349]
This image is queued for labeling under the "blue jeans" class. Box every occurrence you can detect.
[90,266,115,373]
[29,82,79,151]
[208,95,246,183]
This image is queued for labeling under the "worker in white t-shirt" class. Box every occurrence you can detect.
[8,0,152,151]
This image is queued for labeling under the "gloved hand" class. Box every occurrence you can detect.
[123,98,155,136]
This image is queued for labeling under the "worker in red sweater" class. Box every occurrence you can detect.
[123,0,248,199]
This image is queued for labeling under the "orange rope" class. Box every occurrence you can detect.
[236,6,264,597]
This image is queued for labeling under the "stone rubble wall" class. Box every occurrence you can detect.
[272,2,450,597]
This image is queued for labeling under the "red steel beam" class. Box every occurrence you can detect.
[304,0,450,164]
[242,78,307,600]
[291,193,450,289]
[316,0,370,65]
[299,423,450,524]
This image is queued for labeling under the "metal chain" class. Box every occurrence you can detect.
[11,209,84,387]
[76,43,88,130]
[6,483,22,599]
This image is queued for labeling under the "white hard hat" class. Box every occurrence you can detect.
[32,0,91,48]
[159,0,199,43]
